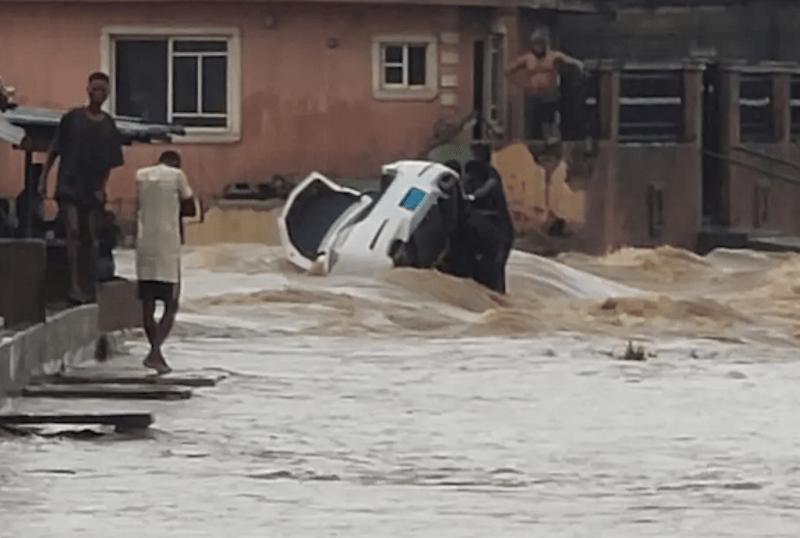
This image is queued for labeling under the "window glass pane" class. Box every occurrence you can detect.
[408,45,427,86]
[384,66,403,85]
[202,56,227,113]
[173,40,228,53]
[114,39,168,123]
[173,56,198,113]
[173,116,228,128]
[384,45,403,63]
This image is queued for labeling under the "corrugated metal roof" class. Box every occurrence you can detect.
[0,115,25,145]
[0,107,185,146]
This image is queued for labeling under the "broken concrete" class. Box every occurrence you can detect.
[0,304,100,409]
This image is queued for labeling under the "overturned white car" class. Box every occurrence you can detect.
[279,160,461,276]
[279,157,514,292]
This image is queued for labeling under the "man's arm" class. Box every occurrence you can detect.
[178,171,196,217]
[552,51,584,72]
[505,54,529,77]
[38,115,67,197]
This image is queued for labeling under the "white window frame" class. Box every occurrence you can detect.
[100,26,242,144]
[372,35,438,101]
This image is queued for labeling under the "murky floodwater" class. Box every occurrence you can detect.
[2,244,800,536]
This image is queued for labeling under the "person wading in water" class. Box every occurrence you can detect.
[135,150,195,374]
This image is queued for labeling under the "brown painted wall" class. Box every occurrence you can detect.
[727,143,800,234]
[555,2,799,64]
[0,2,484,216]
[611,144,702,250]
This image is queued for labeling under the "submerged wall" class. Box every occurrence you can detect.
[0,304,100,409]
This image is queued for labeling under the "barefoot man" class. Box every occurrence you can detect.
[135,150,194,374]
[506,30,584,142]
[39,72,125,304]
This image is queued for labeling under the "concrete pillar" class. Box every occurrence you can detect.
[0,239,46,329]
[719,67,741,227]
[683,67,704,145]
[772,71,791,144]
[598,65,620,141]
[720,68,741,150]
[495,6,522,143]
[438,6,461,110]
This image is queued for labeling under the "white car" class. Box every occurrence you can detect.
[279,160,461,276]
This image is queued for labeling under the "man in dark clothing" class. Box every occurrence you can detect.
[461,144,515,294]
[38,72,125,304]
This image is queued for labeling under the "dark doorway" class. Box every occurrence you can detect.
[473,40,485,140]
[701,63,724,226]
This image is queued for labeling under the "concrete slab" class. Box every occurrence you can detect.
[97,278,143,332]
[0,412,153,429]
[0,304,100,408]
[31,373,222,388]
[21,384,192,400]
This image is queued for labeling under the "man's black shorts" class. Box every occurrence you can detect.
[138,280,180,303]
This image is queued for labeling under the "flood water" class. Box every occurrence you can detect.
[2,244,800,536]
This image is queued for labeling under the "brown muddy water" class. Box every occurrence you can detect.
[1,244,800,537]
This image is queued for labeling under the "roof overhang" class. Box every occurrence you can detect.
[0,0,602,11]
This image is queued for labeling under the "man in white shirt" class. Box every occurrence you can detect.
[136,150,194,374]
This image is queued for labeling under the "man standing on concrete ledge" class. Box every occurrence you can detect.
[135,151,194,374]
[506,29,584,143]
[38,72,125,305]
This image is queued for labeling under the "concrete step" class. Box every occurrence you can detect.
[0,412,152,430]
[20,384,192,401]
[30,373,223,388]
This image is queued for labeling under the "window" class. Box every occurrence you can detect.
[382,44,428,88]
[102,27,241,142]
[618,69,684,143]
[739,73,773,143]
[372,35,438,100]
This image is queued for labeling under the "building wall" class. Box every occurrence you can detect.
[0,2,484,216]
[554,2,800,64]
[727,143,800,234]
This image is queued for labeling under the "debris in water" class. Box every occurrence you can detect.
[622,341,647,361]
[94,334,110,362]
[726,370,748,380]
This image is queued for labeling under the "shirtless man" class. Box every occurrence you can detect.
[506,30,584,142]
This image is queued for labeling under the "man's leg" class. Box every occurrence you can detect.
[79,206,99,302]
[524,95,539,141]
[145,283,179,374]
[62,204,83,303]
[152,296,178,373]
[543,95,560,144]
[140,294,159,367]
